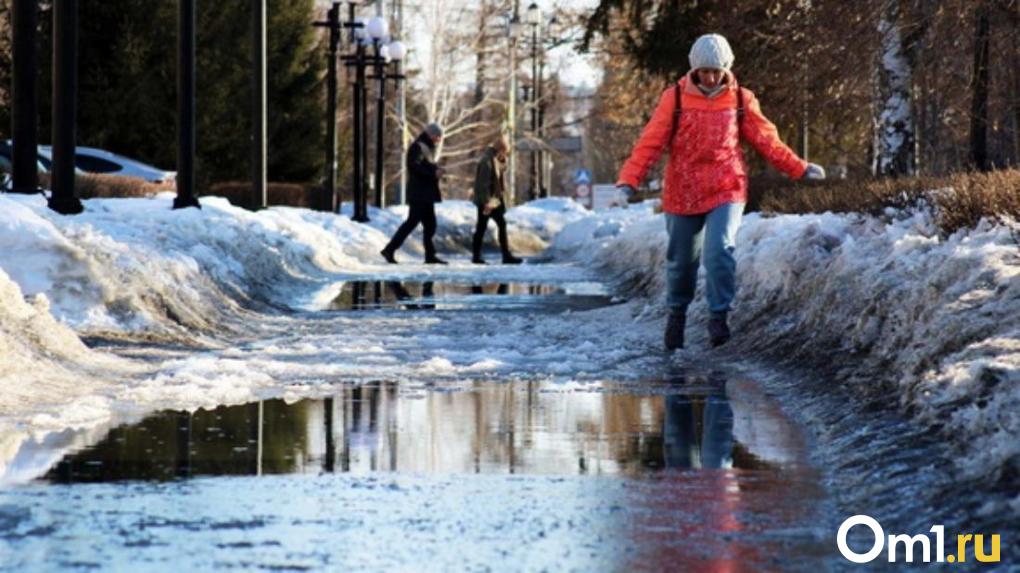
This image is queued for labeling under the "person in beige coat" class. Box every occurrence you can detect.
[471,138,521,265]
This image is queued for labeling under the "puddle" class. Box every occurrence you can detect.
[325,280,612,312]
[1,376,830,571]
[26,376,811,483]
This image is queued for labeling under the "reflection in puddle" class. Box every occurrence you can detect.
[37,376,808,484]
[3,377,828,572]
[327,280,611,312]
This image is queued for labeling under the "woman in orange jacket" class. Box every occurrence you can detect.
[617,33,825,351]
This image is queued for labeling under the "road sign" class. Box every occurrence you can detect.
[591,184,625,210]
[574,168,592,185]
[574,181,592,208]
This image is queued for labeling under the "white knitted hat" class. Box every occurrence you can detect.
[689,34,734,71]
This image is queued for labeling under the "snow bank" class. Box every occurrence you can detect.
[0,193,421,337]
[553,203,1020,508]
[0,265,139,420]
[0,193,388,427]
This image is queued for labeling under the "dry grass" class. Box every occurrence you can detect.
[752,169,1020,236]
[205,181,331,211]
[39,173,165,199]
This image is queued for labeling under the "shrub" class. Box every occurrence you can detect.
[204,181,332,211]
[753,169,1020,236]
[39,173,163,199]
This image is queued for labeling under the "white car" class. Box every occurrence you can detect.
[0,142,51,175]
[38,145,176,188]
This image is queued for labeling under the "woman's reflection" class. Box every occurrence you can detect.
[663,380,735,470]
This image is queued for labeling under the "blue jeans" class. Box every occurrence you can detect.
[664,202,744,318]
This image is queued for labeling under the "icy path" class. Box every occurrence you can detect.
[10,259,669,434]
[1,258,837,572]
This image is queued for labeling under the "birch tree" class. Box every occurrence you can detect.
[873,0,916,176]
[405,0,510,194]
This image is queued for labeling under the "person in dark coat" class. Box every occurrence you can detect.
[471,138,522,265]
[381,123,448,265]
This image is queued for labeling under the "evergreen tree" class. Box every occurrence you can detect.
[197,0,326,185]
[27,0,325,188]
[265,0,326,182]
[0,0,12,138]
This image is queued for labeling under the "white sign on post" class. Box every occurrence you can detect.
[590,184,625,210]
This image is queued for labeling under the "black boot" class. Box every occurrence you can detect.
[664,311,686,351]
[472,254,487,265]
[425,255,448,265]
[380,247,398,264]
[708,315,731,347]
[501,253,523,265]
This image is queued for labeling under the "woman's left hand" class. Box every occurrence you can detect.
[803,163,826,180]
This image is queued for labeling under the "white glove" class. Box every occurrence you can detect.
[803,163,826,181]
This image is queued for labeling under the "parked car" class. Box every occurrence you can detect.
[0,141,51,176]
[38,145,176,188]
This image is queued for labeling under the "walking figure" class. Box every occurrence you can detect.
[616,34,826,350]
[381,123,448,265]
[471,137,522,265]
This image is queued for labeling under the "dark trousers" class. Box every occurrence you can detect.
[472,203,511,258]
[386,202,437,259]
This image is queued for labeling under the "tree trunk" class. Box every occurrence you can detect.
[1012,4,1020,168]
[874,0,916,177]
[474,1,487,107]
[1014,58,1020,168]
[969,1,991,171]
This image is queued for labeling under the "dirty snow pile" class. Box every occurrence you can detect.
[0,192,382,419]
[0,194,390,337]
[552,201,1020,509]
[0,267,142,422]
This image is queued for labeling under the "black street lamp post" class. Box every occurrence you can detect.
[524,3,559,201]
[337,14,369,222]
[366,20,406,211]
[358,37,369,221]
[49,0,83,215]
[11,0,39,196]
[345,36,369,222]
[175,0,201,210]
[366,15,390,210]
[341,13,405,223]
[526,3,545,201]
[505,12,522,206]
[538,15,557,198]
[537,45,546,198]
[315,1,379,217]
[372,39,386,209]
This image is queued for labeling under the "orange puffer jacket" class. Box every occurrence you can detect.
[617,71,807,215]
